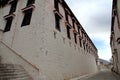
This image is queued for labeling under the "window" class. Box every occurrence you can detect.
[66,25,71,39]
[86,44,88,52]
[65,11,68,22]
[54,0,59,11]
[4,17,13,32]
[79,38,82,47]
[72,20,75,29]
[77,26,80,34]
[27,0,35,6]
[9,0,18,14]
[81,31,84,38]
[83,41,85,50]
[55,14,61,31]
[74,33,77,43]
[21,9,33,26]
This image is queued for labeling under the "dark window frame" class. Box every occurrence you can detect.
[9,0,18,14]
[55,14,61,31]
[65,11,68,22]
[79,38,82,47]
[4,17,13,32]
[74,33,77,44]
[77,26,80,34]
[21,9,33,27]
[83,41,85,50]
[66,25,71,39]
[72,20,75,29]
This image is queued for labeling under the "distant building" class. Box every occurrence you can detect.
[110,0,120,74]
[0,0,98,80]
[98,59,112,71]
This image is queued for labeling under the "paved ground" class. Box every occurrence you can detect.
[71,70,120,80]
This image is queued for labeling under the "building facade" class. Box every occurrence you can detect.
[98,59,112,71]
[0,0,98,80]
[110,0,120,75]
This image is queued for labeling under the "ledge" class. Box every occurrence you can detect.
[65,8,71,15]
[72,17,77,23]
[73,29,78,34]
[21,4,35,12]
[4,13,15,19]
[65,21,72,28]
[53,10,63,19]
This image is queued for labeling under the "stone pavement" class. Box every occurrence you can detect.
[71,70,120,80]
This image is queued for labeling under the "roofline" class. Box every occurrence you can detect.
[62,0,98,52]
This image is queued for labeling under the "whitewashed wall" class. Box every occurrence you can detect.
[0,0,98,80]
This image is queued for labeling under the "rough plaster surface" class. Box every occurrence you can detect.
[0,0,98,80]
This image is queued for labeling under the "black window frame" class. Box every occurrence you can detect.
[83,41,85,50]
[9,0,18,14]
[4,17,13,32]
[74,33,77,44]
[72,20,75,29]
[66,25,71,39]
[65,11,68,22]
[55,13,61,31]
[77,26,80,34]
[21,9,33,27]
[79,38,82,47]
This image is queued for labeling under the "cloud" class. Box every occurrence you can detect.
[65,0,112,60]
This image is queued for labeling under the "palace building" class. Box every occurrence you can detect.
[110,0,120,75]
[0,0,98,80]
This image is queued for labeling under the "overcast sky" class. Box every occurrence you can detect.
[65,0,113,61]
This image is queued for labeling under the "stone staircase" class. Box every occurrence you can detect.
[0,64,33,80]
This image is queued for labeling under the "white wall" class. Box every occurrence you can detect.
[0,0,98,80]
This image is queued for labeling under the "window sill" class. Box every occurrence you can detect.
[72,17,77,23]
[53,10,63,19]
[65,21,72,28]
[65,8,71,15]
[4,13,15,19]
[73,29,78,34]
[22,4,35,12]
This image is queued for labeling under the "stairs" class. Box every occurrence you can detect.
[0,64,32,80]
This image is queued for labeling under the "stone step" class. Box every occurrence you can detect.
[0,71,27,76]
[0,68,25,73]
[0,76,31,80]
[0,63,32,80]
[0,64,23,69]
[0,74,31,79]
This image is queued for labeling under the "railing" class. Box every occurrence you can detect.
[0,41,39,71]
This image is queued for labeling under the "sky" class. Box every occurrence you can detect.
[65,0,113,61]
